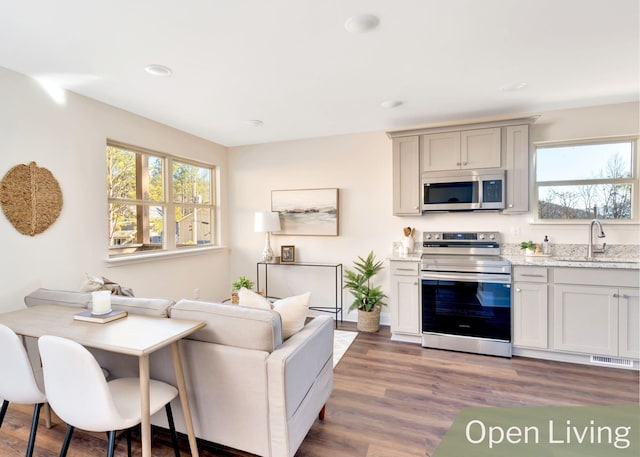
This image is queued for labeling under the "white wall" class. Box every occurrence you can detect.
[229,102,640,324]
[0,67,230,312]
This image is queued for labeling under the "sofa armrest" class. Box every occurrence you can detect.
[267,315,334,457]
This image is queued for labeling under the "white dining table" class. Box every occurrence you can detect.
[0,304,205,457]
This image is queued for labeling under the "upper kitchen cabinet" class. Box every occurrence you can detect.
[503,125,530,213]
[422,128,501,172]
[392,135,421,215]
[388,116,537,217]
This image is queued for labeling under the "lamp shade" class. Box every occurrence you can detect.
[254,211,281,233]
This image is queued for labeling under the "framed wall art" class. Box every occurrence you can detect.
[280,245,295,263]
[271,188,339,236]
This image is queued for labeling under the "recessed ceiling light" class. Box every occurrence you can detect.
[144,64,172,77]
[245,119,264,127]
[500,81,528,92]
[381,100,403,109]
[344,14,379,33]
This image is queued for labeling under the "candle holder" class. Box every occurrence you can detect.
[91,290,112,315]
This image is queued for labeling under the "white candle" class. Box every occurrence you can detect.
[91,290,112,315]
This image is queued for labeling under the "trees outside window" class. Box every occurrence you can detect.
[535,140,636,220]
[107,142,215,257]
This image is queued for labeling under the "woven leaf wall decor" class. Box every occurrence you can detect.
[0,162,63,236]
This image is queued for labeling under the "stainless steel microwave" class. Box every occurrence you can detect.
[422,170,505,212]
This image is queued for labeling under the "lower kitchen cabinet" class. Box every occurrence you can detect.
[390,260,421,341]
[513,280,548,349]
[617,288,639,359]
[554,284,619,356]
[553,268,640,359]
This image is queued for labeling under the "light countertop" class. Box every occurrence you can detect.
[503,255,640,270]
[389,253,640,270]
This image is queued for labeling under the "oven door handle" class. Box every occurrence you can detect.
[421,271,511,284]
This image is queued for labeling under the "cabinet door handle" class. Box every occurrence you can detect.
[413,282,418,286]
[521,274,545,278]
[621,294,629,299]
[515,288,521,292]
[456,162,461,166]
[396,268,416,272]
[612,293,620,298]
[462,161,468,166]
[508,203,513,208]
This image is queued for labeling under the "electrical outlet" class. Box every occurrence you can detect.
[193,288,200,299]
[510,226,520,237]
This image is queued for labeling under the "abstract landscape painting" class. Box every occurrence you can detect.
[271,188,339,236]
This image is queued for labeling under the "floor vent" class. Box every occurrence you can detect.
[590,355,634,368]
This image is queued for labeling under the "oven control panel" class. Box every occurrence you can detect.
[422,231,500,242]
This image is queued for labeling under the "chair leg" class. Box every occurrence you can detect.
[126,428,132,457]
[106,430,117,457]
[60,425,74,457]
[165,403,181,457]
[0,400,8,428]
[25,402,43,457]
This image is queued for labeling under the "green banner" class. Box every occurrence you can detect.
[433,406,639,456]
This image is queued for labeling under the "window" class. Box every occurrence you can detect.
[534,138,637,221]
[107,141,216,257]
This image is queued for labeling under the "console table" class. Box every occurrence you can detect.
[256,261,343,327]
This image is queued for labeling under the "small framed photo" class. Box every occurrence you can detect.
[281,245,295,263]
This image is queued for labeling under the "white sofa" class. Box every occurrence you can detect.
[23,289,334,457]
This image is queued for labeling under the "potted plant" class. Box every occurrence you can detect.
[520,241,537,256]
[343,251,387,332]
[231,276,255,304]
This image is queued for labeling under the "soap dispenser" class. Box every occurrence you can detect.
[542,235,550,255]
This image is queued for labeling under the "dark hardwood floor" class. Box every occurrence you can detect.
[1,323,638,457]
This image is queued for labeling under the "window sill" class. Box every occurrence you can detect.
[105,245,226,267]
[529,219,639,226]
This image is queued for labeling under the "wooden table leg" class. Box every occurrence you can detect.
[170,342,200,457]
[43,403,52,428]
[139,354,151,457]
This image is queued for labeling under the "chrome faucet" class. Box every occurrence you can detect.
[587,219,606,258]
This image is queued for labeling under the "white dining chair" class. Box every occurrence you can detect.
[37,335,181,457]
[0,323,48,457]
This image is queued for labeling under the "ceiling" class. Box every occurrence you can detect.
[0,0,638,147]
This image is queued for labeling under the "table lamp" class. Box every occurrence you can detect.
[254,211,281,262]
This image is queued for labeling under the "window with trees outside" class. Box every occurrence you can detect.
[534,138,637,221]
[107,141,216,258]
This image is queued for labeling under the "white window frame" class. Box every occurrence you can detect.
[532,135,639,224]
[106,140,218,261]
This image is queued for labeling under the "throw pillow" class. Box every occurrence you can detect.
[272,292,311,339]
[238,287,272,310]
[79,273,105,292]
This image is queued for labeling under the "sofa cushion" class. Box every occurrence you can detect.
[238,287,271,310]
[110,295,174,317]
[24,288,91,308]
[272,292,310,339]
[170,299,283,352]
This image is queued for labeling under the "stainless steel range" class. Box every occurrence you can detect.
[420,231,512,357]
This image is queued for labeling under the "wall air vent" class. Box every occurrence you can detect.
[590,355,634,369]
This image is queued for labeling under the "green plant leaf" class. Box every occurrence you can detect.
[343,251,387,311]
[231,275,254,291]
